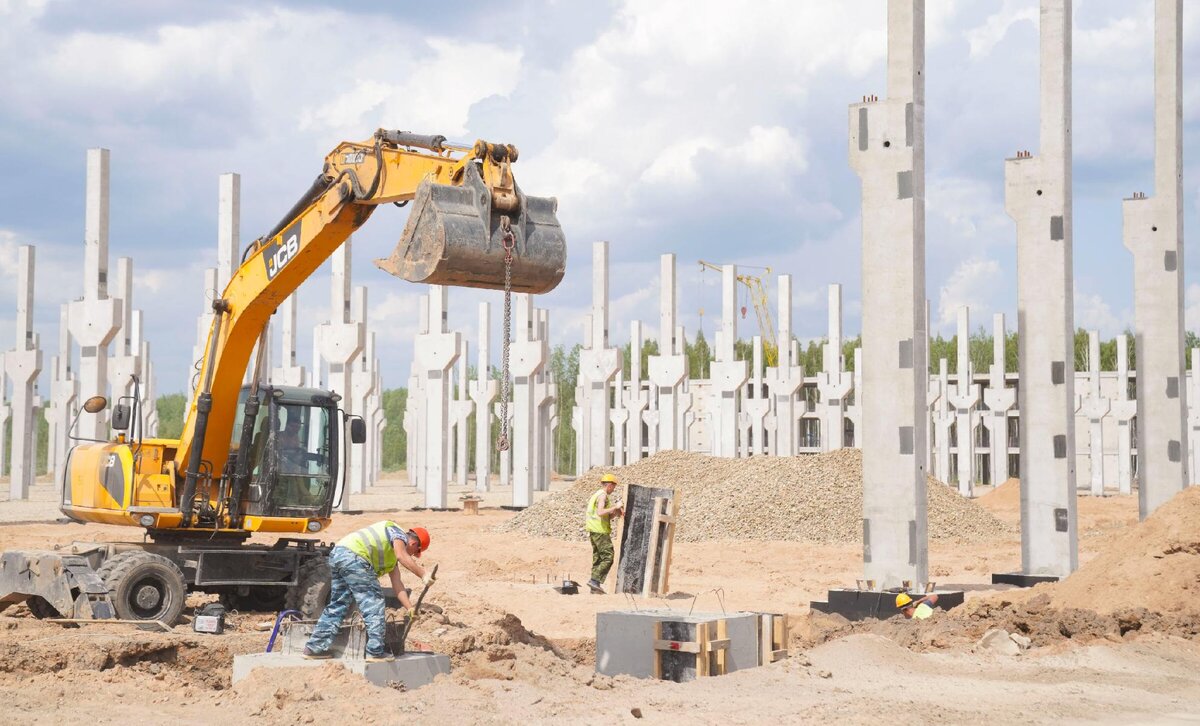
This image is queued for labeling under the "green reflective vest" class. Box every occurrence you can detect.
[586,489,611,535]
[339,520,400,576]
[912,602,934,620]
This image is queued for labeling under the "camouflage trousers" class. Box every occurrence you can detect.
[305,545,389,657]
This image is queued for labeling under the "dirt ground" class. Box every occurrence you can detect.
[1,477,1197,724]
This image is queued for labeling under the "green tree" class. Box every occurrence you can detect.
[156,393,187,439]
[380,388,408,471]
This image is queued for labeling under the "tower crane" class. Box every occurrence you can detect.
[697,260,778,367]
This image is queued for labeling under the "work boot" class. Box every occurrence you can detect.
[366,651,395,663]
[587,579,605,594]
[303,646,333,659]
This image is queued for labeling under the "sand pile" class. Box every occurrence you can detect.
[1045,486,1200,614]
[500,449,1011,543]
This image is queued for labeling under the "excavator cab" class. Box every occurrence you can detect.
[229,386,341,524]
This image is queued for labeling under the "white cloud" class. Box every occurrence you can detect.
[1074,290,1130,337]
[965,0,1038,59]
[936,257,1004,330]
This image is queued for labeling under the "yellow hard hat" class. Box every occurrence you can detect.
[895,593,913,609]
[600,473,618,485]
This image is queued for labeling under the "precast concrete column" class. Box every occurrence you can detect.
[926,362,945,477]
[271,295,306,385]
[740,336,770,456]
[356,329,380,489]
[849,0,928,587]
[415,286,459,508]
[68,148,121,438]
[6,246,42,498]
[535,308,555,492]
[708,265,747,457]
[1188,348,1200,487]
[622,320,649,462]
[494,399,513,489]
[1077,331,1110,495]
[218,173,240,289]
[509,294,543,506]
[190,268,218,395]
[47,303,77,479]
[106,257,140,403]
[1005,0,1077,576]
[817,284,852,452]
[469,303,497,492]
[348,287,376,493]
[577,242,620,471]
[451,337,474,489]
[0,357,8,479]
[982,313,1016,487]
[647,254,687,453]
[845,348,864,442]
[1112,334,1136,494]
[610,367,628,466]
[932,359,954,483]
[675,326,693,451]
[764,275,803,456]
[1123,0,1187,518]
[949,307,981,495]
[317,243,365,508]
[404,367,422,489]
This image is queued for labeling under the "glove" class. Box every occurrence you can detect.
[405,608,419,623]
[422,570,436,586]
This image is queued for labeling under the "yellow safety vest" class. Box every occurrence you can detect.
[585,489,611,535]
[912,602,934,620]
[339,520,400,577]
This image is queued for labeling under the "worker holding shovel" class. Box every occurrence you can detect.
[304,521,434,661]
[585,473,624,594]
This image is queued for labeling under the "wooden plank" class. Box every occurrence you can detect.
[714,619,728,676]
[652,621,663,680]
[759,613,772,666]
[653,639,702,654]
[641,496,665,597]
[697,621,710,677]
[771,649,788,662]
[659,489,680,594]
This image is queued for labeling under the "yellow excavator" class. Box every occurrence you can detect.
[0,129,565,624]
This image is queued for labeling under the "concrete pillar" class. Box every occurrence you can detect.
[1189,348,1200,487]
[106,257,139,403]
[415,286,459,508]
[218,173,240,290]
[535,308,555,492]
[494,398,513,489]
[740,335,770,456]
[1077,330,1111,495]
[1005,0,1077,577]
[675,326,693,451]
[817,284,852,452]
[316,242,365,509]
[623,321,649,463]
[404,367,422,489]
[845,348,864,442]
[0,356,8,478]
[1112,334,1136,494]
[1123,0,1187,518]
[451,336,473,489]
[271,295,306,385]
[948,307,980,496]
[348,287,375,493]
[849,0,928,587]
[190,268,218,395]
[982,313,1016,488]
[765,275,803,456]
[647,255,687,453]
[46,303,77,479]
[68,148,121,439]
[609,367,628,466]
[509,294,543,506]
[6,246,42,497]
[932,359,954,483]
[577,242,621,471]
[469,303,497,492]
[709,265,747,457]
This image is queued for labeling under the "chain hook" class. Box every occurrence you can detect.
[497,215,514,453]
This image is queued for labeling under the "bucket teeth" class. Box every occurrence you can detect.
[375,164,565,294]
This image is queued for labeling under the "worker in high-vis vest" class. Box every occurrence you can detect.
[585,473,624,594]
[896,592,939,620]
[304,521,434,661]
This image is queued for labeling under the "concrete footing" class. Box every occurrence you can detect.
[809,588,964,622]
[595,609,761,680]
[232,652,450,689]
[990,572,1060,588]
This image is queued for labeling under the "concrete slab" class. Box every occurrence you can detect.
[233,652,450,689]
[595,609,758,680]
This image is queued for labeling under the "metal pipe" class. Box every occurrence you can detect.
[377,130,448,152]
[228,325,270,528]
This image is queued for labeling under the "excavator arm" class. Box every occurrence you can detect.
[173,129,565,521]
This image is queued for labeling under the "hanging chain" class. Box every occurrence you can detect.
[496,216,515,452]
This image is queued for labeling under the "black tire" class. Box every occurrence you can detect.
[99,551,187,625]
[219,586,288,613]
[285,556,332,618]
[25,596,60,619]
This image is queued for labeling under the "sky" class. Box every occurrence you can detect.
[0,0,1197,396]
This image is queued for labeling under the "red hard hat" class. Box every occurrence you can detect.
[409,526,431,556]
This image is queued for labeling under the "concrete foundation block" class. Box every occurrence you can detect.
[232,652,450,689]
[595,609,759,680]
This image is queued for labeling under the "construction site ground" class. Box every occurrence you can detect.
[1,471,1198,724]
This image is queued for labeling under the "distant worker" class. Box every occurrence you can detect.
[896,592,939,620]
[304,521,434,661]
[585,473,624,594]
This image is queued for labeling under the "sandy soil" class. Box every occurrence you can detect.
[0,478,1197,724]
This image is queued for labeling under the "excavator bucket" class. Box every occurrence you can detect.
[375,163,566,294]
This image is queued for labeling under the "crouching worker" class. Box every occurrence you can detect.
[585,473,624,594]
[304,521,434,662]
[896,592,938,620]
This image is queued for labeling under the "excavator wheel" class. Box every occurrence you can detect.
[98,551,187,626]
[285,557,332,618]
[219,586,288,613]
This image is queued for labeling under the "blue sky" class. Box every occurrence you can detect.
[0,0,1196,395]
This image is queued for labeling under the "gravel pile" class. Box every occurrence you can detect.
[498,448,1012,543]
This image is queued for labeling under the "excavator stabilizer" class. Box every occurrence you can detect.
[375,163,566,294]
[0,550,114,619]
